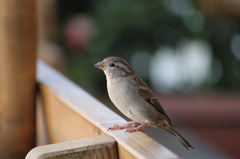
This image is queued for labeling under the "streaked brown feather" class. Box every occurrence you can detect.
[135,75,172,123]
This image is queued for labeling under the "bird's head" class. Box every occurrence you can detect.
[94,56,134,79]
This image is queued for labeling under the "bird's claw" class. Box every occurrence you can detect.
[125,127,145,133]
[108,125,120,131]
[125,123,148,133]
[108,121,136,131]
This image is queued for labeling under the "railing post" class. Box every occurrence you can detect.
[0,0,37,158]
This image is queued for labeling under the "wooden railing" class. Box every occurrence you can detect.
[26,61,179,159]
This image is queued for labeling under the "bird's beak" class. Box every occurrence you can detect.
[94,61,105,70]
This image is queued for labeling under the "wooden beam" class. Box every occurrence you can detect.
[198,0,240,18]
[37,61,179,159]
[40,84,104,142]
[0,0,37,158]
[26,135,117,159]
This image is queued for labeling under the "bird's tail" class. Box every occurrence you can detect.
[171,128,194,150]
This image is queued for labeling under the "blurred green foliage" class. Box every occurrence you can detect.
[61,0,240,92]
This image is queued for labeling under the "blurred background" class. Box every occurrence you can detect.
[38,0,240,158]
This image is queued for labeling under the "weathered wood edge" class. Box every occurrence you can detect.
[26,135,117,159]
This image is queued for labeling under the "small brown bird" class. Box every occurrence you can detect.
[94,56,194,149]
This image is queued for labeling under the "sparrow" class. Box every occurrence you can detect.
[94,56,194,150]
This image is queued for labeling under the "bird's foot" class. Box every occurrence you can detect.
[125,123,148,133]
[108,121,136,131]
[125,127,145,133]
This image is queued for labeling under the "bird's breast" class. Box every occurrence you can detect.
[107,79,136,112]
[107,78,149,123]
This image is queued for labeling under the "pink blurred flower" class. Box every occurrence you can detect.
[64,15,95,52]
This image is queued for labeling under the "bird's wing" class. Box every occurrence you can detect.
[135,76,172,123]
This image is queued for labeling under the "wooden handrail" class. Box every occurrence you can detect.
[28,61,179,159]
[26,135,117,159]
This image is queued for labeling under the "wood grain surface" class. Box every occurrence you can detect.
[0,0,37,158]
[26,135,117,159]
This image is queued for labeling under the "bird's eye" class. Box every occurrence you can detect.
[109,63,115,67]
